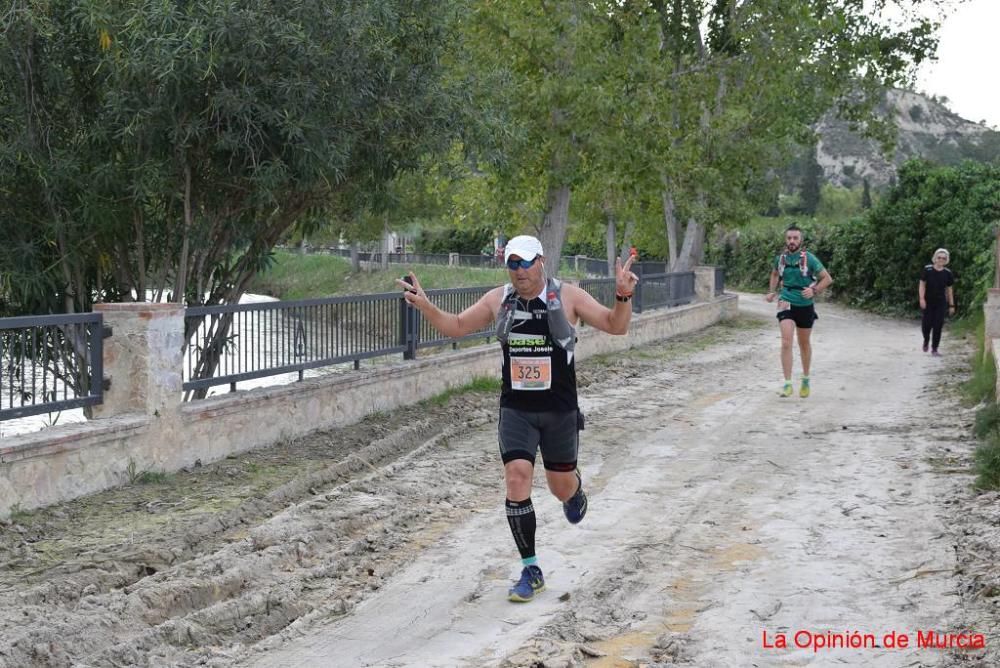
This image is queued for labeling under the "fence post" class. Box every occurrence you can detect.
[91,303,184,419]
[694,266,717,302]
[449,252,459,267]
[986,224,1000,358]
[985,289,1000,342]
[633,279,644,314]
[400,297,419,360]
[399,298,413,360]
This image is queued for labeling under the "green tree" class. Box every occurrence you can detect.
[0,0,463,317]
[411,0,940,276]
[459,0,627,273]
[586,0,939,271]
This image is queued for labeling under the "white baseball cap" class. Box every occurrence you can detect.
[504,235,544,263]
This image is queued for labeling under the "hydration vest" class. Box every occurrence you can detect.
[777,250,811,280]
[495,277,575,352]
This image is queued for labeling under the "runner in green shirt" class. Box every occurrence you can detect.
[765,225,834,398]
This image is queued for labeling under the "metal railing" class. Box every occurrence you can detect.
[183,294,407,394]
[1,265,717,418]
[413,286,494,351]
[1,313,104,421]
[577,277,618,306]
[568,256,614,276]
[182,272,697,396]
[633,272,696,312]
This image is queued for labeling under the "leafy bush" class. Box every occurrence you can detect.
[705,217,839,291]
[708,160,1000,316]
[828,160,1000,316]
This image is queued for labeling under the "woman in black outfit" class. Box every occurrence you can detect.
[918,248,955,356]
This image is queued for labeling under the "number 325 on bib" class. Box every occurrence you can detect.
[510,357,552,390]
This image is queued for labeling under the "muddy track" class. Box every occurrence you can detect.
[1,397,500,666]
[1,302,994,668]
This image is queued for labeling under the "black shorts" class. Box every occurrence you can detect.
[777,304,818,329]
[498,407,582,472]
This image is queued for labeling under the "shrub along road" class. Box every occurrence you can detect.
[0,298,991,667]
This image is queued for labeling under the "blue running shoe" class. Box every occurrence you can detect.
[508,565,545,602]
[562,472,588,524]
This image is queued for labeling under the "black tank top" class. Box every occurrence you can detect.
[500,295,578,412]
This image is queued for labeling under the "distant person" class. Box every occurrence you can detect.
[397,235,638,602]
[919,248,955,356]
[765,225,833,398]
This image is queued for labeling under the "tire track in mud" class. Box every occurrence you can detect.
[1,401,501,667]
[0,316,764,668]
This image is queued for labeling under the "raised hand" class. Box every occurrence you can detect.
[616,255,639,297]
[395,272,428,308]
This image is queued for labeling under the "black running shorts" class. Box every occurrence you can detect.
[498,407,580,472]
[777,304,818,329]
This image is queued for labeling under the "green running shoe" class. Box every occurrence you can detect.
[780,382,793,398]
[508,565,546,602]
[799,377,810,398]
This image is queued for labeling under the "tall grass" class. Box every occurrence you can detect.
[958,314,997,407]
[959,313,1000,489]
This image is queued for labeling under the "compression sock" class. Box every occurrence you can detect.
[506,498,536,562]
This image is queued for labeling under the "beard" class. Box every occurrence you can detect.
[786,241,800,253]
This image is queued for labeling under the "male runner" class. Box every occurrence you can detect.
[397,235,638,601]
[765,225,833,397]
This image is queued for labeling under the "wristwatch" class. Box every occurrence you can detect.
[616,294,631,303]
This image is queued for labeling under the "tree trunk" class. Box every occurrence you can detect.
[184,202,308,400]
[604,211,616,277]
[175,163,193,304]
[672,213,706,272]
[619,219,636,263]
[380,217,390,271]
[133,210,146,301]
[55,229,77,314]
[537,184,571,277]
[351,241,360,272]
[662,185,678,267]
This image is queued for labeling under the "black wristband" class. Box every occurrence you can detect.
[616,294,631,303]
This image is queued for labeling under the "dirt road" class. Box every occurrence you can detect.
[0,296,991,667]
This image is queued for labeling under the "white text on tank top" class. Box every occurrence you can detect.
[506,289,553,391]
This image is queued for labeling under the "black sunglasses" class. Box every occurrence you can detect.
[506,257,538,271]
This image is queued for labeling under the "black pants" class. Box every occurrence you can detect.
[922,303,946,350]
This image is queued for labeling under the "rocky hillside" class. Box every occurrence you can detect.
[816,88,999,187]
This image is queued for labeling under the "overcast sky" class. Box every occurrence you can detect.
[913,0,999,129]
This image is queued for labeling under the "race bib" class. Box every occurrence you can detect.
[510,356,552,390]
